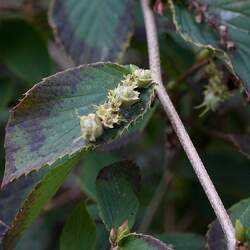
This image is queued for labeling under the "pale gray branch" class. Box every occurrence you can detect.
[140,0,235,249]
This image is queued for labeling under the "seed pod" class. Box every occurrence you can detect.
[96,102,123,128]
[108,84,140,106]
[200,91,221,111]
[197,62,230,115]
[133,69,153,88]
[121,74,138,88]
[79,113,103,142]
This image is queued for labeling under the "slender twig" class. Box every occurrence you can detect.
[175,59,209,85]
[0,2,21,10]
[48,42,75,69]
[138,149,175,233]
[138,171,172,233]
[167,59,209,91]
[43,188,81,213]
[140,0,235,249]
[0,0,44,14]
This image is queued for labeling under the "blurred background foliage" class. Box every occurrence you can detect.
[0,0,249,249]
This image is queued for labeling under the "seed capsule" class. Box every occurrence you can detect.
[108,84,140,106]
[121,74,138,88]
[133,69,153,88]
[96,102,123,128]
[76,66,153,142]
[197,62,230,116]
[79,113,103,142]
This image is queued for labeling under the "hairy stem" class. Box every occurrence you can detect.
[140,0,235,249]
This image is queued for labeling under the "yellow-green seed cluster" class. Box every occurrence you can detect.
[197,62,230,116]
[78,66,153,142]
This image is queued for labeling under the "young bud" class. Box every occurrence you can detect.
[117,220,130,242]
[109,228,117,244]
[235,219,246,242]
[79,113,103,142]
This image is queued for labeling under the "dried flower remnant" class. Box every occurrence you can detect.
[153,0,164,16]
[189,0,235,50]
[79,113,103,142]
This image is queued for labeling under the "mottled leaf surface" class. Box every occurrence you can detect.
[50,0,134,64]
[207,198,250,250]
[96,161,140,230]
[60,202,96,250]
[168,0,250,94]
[0,170,46,238]
[158,233,205,250]
[118,233,173,250]
[3,63,155,185]
[0,154,80,250]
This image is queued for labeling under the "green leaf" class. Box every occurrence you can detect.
[167,0,250,94]
[157,233,205,250]
[76,151,118,201]
[60,202,96,250]
[0,153,82,249]
[86,205,109,250]
[3,63,155,185]
[118,233,173,250]
[0,19,52,84]
[207,198,250,250]
[96,161,140,231]
[15,219,52,250]
[49,0,134,64]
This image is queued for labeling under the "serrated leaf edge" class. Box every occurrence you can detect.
[48,0,135,65]
[3,63,155,186]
